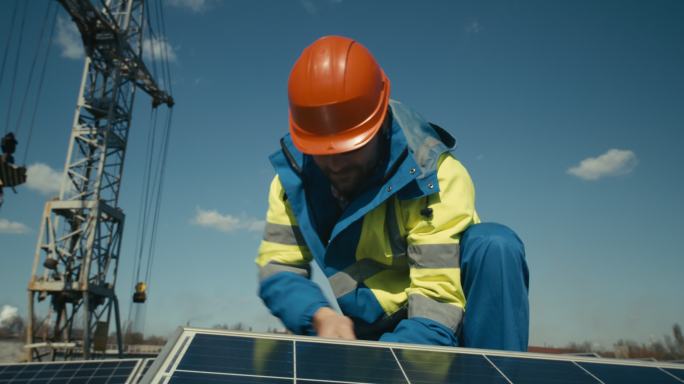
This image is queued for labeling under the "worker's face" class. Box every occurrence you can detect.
[312,130,383,199]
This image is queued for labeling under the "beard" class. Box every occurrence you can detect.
[325,163,375,200]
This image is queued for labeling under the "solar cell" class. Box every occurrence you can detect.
[487,355,600,383]
[176,334,293,378]
[0,359,142,384]
[296,341,407,383]
[396,349,508,383]
[141,328,684,384]
[665,368,684,381]
[169,371,290,383]
[577,361,683,384]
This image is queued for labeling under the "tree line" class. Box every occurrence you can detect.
[564,324,684,360]
[3,314,682,360]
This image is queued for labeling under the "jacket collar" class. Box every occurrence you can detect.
[269,100,456,263]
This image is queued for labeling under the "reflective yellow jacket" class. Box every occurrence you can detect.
[256,100,479,346]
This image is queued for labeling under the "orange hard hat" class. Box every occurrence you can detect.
[288,36,391,155]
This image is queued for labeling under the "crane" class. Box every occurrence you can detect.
[25,0,173,361]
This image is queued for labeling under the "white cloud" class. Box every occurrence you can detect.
[191,208,264,233]
[0,219,30,235]
[143,36,177,63]
[465,20,482,34]
[55,16,84,60]
[0,305,19,326]
[567,149,638,181]
[300,0,318,15]
[26,163,63,196]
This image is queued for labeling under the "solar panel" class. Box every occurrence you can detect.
[0,358,143,384]
[141,328,684,384]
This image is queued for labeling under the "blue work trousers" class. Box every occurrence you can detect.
[459,223,530,351]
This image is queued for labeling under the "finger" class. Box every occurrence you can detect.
[319,329,335,339]
[339,326,357,340]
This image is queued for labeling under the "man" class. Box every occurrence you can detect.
[256,36,529,350]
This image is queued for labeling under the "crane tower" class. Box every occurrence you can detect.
[26,0,173,361]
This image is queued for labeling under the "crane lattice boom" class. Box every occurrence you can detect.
[26,0,172,361]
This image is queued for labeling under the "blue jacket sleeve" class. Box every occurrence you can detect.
[379,317,459,346]
[256,176,330,335]
[259,271,330,335]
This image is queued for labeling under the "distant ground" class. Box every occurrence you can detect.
[0,340,24,363]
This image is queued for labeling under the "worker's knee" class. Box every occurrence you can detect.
[462,222,523,254]
[459,223,529,350]
[460,223,527,277]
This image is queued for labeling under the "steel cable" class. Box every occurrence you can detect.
[4,1,30,134]
[127,107,159,331]
[145,108,173,286]
[0,0,20,106]
[15,1,54,139]
[22,5,58,165]
[128,0,175,336]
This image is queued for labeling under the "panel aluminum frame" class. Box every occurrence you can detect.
[141,327,684,384]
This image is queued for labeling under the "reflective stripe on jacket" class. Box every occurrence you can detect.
[256,100,480,345]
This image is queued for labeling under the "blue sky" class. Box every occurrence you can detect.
[1,0,683,349]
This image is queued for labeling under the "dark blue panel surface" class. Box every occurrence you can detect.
[296,341,406,383]
[488,355,600,383]
[664,368,684,380]
[169,371,291,383]
[578,362,681,384]
[10,365,40,381]
[0,365,23,381]
[177,334,293,378]
[397,350,508,384]
[0,360,137,384]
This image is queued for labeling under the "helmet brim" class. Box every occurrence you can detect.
[289,73,391,156]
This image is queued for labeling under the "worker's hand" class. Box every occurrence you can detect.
[312,307,356,340]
